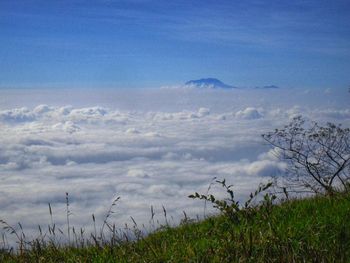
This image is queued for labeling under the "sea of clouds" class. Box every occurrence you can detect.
[0,87,349,242]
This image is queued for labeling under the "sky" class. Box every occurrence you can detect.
[1,0,350,89]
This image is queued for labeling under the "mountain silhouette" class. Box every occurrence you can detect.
[255,85,280,89]
[185,78,235,89]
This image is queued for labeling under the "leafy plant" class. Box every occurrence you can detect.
[189,179,274,223]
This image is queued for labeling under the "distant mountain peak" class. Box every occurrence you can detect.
[185,78,235,89]
[255,85,280,89]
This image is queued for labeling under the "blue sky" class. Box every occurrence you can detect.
[1,0,350,89]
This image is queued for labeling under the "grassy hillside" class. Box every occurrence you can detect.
[1,191,350,262]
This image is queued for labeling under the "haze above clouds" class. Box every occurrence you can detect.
[0,87,349,239]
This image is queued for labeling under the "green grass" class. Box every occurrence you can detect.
[1,191,350,262]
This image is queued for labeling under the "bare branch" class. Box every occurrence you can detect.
[263,117,350,194]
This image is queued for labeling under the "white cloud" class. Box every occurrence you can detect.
[0,87,349,244]
[0,107,35,122]
[235,107,263,120]
[33,104,53,114]
[127,169,151,178]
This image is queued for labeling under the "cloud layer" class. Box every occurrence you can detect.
[0,88,349,242]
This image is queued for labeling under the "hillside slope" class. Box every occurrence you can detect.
[1,192,350,262]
